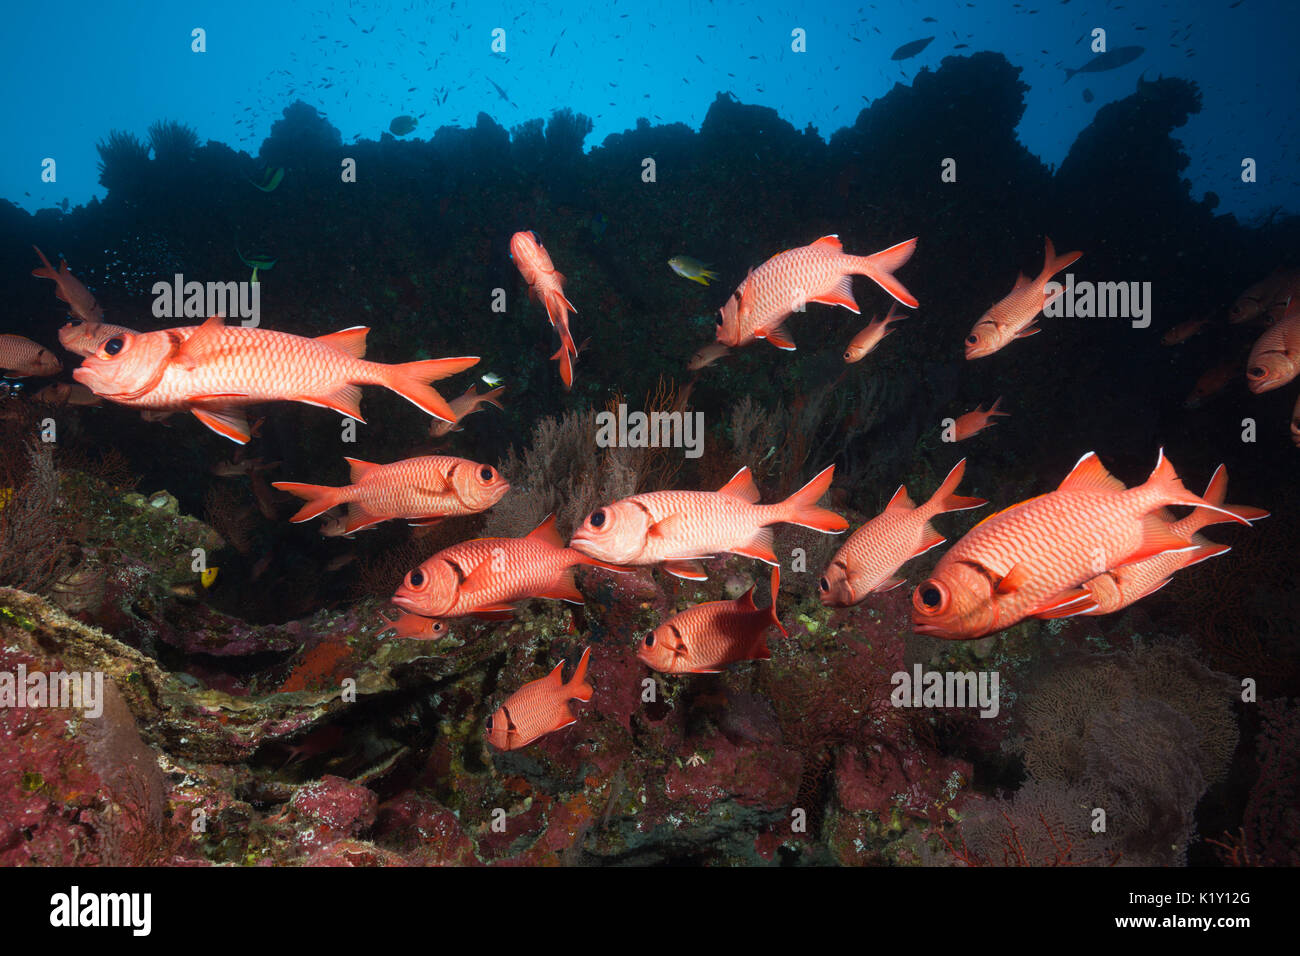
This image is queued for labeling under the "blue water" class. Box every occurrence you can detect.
[4,0,1296,222]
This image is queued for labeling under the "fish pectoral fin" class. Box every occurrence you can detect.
[189,402,252,444]
[994,562,1032,594]
[647,513,687,539]
[406,516,444,527]
[757,325,797,350]
[732,527,777,565]
[662,559,708,580]
[808,276,861,313]
[1014,323,1041,339]
[176,315,229,370]
[1029,588,1099,619]
[537,567,584,604]
[872,575,908,593]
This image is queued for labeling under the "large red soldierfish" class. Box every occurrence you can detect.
[639,566,786,673]
[570,465,848,581]
[843,304,906,363]
[510,230,579,388]
[1229,268,1299,324]
[1245,297,1300,393]
[911,450,1256,640]
[392,514,620,620]
[1080,466,1267,614]
[72,315,478,444]
[0,334,61,377]
[273,455,510,535]
[819,459,986,607]
[964,238,1083,359]
[429,383,505,437]
[486,647,593,750]
[950,397,1009,441]
[32,246,104,323]
[59,317,137,358]
[716,235,918,351]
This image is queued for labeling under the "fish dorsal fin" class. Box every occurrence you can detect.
[995,562,1031,594]
[543,659,567,688]
[525,513,565,548]
[738,586,759,612]
[316,326,368,359]
[886,484,915,510]
[1011,272,1033,291]
[345,457,379,483]
[810,235,843,252]
[176,315,228,371]
[1058,452,1126,494]
[719,466,761,503]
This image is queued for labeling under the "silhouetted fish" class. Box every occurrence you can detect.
[1064,46,1144,81]
[891,36,934,60]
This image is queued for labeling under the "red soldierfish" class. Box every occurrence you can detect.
[58,318,137,358]
[429,383,505,437]
[911,450,1254,639]
[843,304,906,363]
[964,238,1083,359]
[392,514,618,619]
[510,231,578,388]
[0,334,61,377]
[716,235,918,351]
[1292,393,1300,447]
[1160,317,1210,346]
[32,246,104,323]
[1229,268,1299,324]
[274,455,510,535]
[570,465,848,580]
[950,397,1009,441]
[1245,298,1300,393]
[1080,466,1267,614]
[639,566,786,673]
[72,315,478,443]
[486,647,593,750]
[819,459,986,607]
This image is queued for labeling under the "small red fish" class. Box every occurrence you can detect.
[819,459,986,607]
[687,341,731,372]
[843,304,906,363]
[965,238,1082,359]
[0,334,61,377]
[570,465,847,580]
[510,231,578,388]
[32,382,101,406]
[72,315,478,443]
[950,397,1009,441]
[1184,359,1240,408]
[717,235,917,351]
[58,318,137,358]
[274,455,509,534]
[1245,298,1300,393]
[1229,268,1299,324]
[1160,317,1209,345]
[486,646,592,750]
[32,246,104,323]
[429,383,505,437]
[639,566,785,673]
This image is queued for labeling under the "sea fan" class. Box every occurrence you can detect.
[147,119,200,163]
[94,129,150,192]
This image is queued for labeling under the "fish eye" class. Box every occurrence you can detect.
[819,577,829,591]
[965,334,978,345]
[1248,366,1266,379]
[407,568,425,588]
[920,585,943,608]
[104,337,124,356]
[644,632,655,647]
[485,716,493,730]
[590,509,606,528]
[68,318,83,327]
[716,313,724,326]
[480,466,494,481]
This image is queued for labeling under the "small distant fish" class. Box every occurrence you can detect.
[275,455,509,535]
[1184,360,1239,408]
[668,255,719,286]
[1082,88,1094,103]
[389,114,418,136]
[32,246,103,323]
[951,397,1009,441]
[965,237,1082,359]
[843,304,906,363]
[480,372,504,387]
[891,36,935,60]
[32,382,100,406]
[486,647,592,750]
[1064,45,1144,81]
[0,334,61,377]
[200,566,220,588]
[430,383,506,437]
[1229,268,1299,324]
[639,566,785,673]
[1160,317,1209,345]
[58,318,137,358]
[511,231,579,389]
[687,341,731,372]
[248,166,285,192]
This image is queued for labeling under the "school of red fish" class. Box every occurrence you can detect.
[12,236,1280,750]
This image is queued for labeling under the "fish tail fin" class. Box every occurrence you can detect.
[855,237,919,308]
[480,385,507,409]
[1064,67,1077,82]
[382,356,479,422]
[777,464,849,532]
[1143,449,1252,525]
[551,343,574,389]
[271,482,343,522]
[768,564,787,637]
[31,244,57,279]
[987,396,1010,418]
[1040,236,1083,281]
[568,646,593,702]
[1185,464,1270,533]
[922,458,988,516]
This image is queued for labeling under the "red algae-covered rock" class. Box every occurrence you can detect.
[835,744,972,819]
[663,729,802,813]
[374,793,479,866]
[290,774,378,836]
[302,839,410,866]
